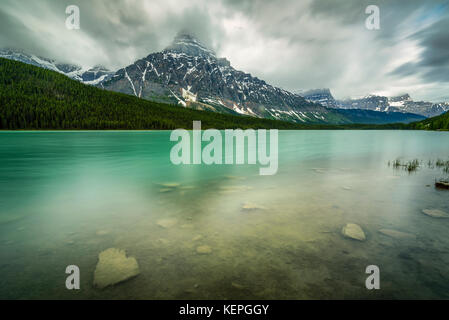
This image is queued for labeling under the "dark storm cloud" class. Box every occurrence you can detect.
[310,0,430,23]
[0,0,225,68]
[0,5,53,57]
[0,10,32,48]
[222,0,439,40]
[310,0,449,47]
[392,15,449,83]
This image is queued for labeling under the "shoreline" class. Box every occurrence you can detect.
[0,129,445,132]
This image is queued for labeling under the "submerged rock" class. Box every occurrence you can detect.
[96,230,109,236]
[93,248,140,289]
[342,223,366,241]
[398,252,413,260]
[231,282,246,290]
[156,238,170,246]
[224,176,246,181]
[0,213,26,225]
[242,203,266,211]
[184,288,196,294]
[157,218,178,228]
[435,181,449,190]
[422,209,449,218]
[160,183,180,188]
[219,186,253,194]
[196,245,212,254]
[379,229,416,240]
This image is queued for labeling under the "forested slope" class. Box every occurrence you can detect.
[407,111,449,130]
[0,58,318,130]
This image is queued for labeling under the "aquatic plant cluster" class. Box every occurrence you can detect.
[389,158,449,173]
[389,158,449,189]
[434,159,449,174]
[389,159,421,173]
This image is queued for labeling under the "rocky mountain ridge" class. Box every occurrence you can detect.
[0,48,113,85]
[302,88,449,118]
[100,32,347,124]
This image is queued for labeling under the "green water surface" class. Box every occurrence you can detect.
[0,130,448,299]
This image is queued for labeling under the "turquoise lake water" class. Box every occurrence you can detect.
[0,130,448,299]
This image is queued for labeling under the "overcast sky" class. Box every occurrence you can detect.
[1,0,449,101]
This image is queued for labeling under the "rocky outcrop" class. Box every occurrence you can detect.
[93,248,140,289]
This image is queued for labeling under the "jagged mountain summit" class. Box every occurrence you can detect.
[387,94,449,118]
[338,94,391,112]
[100,33,346,124]
[338,93,449,118]
[302,88,449,118]
[0,48,114,85]
[165,32,217,58]
[300,89,338,108]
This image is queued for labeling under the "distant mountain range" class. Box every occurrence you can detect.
[301,89,449,118]
[1,57,446,130]
[2,33,442,125]
[0,48,114,85]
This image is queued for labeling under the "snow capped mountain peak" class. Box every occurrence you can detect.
[0,48,71,73]
[389,93,412,103]
[301,87,449,118]
[0,48,113,84]
[100,31,344,124]
[164,32,216,58]
[363,93,381,99]
[301,88,337,108]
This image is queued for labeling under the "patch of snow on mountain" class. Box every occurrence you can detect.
[125,68,137,96]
